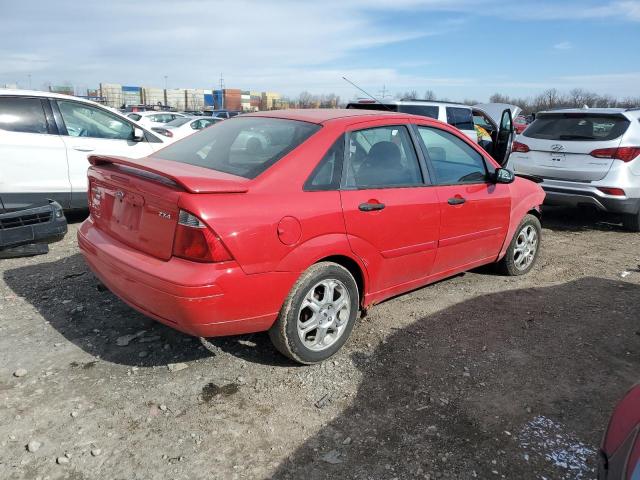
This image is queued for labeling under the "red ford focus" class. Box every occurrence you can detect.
[78,109,545,364]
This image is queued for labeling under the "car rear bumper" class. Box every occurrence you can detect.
[0,201,68,249]
[77,218,297,337]
[541,181,640,215]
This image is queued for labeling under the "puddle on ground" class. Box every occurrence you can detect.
[519,415,596,479]
[201,382,239,402]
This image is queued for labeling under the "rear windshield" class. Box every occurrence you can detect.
[446,107,474,131]
[156,117,320,179]
[523,113,630,141]
[166,117,191,127]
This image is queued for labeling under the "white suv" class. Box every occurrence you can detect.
[346,99,521,165]
[126,111,187,129]
[506,108,640,231]
[0,89,166,210]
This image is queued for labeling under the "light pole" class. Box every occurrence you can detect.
[28,74,31,89]
[163,76,168,107]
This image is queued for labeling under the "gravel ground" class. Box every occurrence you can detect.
[0,207,639,480]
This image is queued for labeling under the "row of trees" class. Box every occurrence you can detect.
[393,88,640,114]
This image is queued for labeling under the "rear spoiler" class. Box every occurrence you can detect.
[88,155,249,194]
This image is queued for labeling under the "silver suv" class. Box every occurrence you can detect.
[506,108,640,231]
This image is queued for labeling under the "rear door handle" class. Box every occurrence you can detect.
[72,146,95,152]
[447,197,466,205]
[359,202,385,212]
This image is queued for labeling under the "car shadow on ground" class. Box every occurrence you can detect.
[3,253,211,367]
[270,277,640,480]
[541,206,627,232]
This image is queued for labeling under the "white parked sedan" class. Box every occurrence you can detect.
[126,111,187,129]
[150,116,221,142]
[0,89,166,210]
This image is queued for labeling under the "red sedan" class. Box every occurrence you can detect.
[78,109,545,364]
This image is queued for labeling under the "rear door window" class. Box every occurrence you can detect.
[523,114,630,141]
[156,117,320,179]
[344,126,423,189]
[446,107,474,131]
[0,97,48,134]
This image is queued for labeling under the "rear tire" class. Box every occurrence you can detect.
[622,211,640,232]
[496,214,541,276]
[269,262,359,365]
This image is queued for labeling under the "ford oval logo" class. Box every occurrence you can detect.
[551,144,565,152]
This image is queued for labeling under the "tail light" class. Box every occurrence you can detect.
[151,127,173,138]
[512,141,530,153]
[172,210,233,263]
[597,187,626,196]
[590,147,640,162]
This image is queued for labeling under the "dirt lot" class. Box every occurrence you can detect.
[1,207,639,480]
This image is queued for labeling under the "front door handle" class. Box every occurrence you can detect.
[72,146,95,152]
[359,202,385,212]
[447,197,466,205]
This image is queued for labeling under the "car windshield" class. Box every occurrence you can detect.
[166,117,191,127]
[523,113,630,141]
[156,117,321,179]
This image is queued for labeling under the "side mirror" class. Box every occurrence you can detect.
[132,127,145,142]
[494,168,515,184]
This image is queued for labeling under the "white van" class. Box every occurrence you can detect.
[0,89,166,210]
[346,99,521,165]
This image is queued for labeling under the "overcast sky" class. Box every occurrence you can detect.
[1,0,640,101]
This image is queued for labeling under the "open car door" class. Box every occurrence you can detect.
[473,103,521,165]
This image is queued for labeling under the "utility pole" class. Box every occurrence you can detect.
[163,75,168,107]
[28,74,31,89]
[378,85,388,99]
[219,73,225,110]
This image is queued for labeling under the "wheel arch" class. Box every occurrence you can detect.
[315,254,367,306]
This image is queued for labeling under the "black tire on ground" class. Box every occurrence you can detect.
[496,214,542,276]
[622,211,640,232]
[269,262,359,365]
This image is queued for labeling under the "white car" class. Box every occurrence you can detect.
[126,111,188,129]
[150,116,221,142]
[0,89,166,210]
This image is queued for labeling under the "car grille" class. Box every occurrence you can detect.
[0,211,52,230]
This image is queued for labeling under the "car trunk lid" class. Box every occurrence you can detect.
[510,138,621,182]
[87,155,249,260]
[509,112,630,182]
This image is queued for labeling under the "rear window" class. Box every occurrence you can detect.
[0,97,48,134]
[398,105,439,119]
[156,117,320,179]
[523,113,630,141]
[446,107,474,131]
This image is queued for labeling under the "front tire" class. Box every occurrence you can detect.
[497,214,542,276]
[269,262,359,364]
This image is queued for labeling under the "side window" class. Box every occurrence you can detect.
[500,109,512,131]
[417,126,488,185]
[0,97,48,134]
[190,120,200,130]
[446,107,474,131]
[304,136,345,191]
[57,101,134,140]
[344,125,423,189]
[128,113,141,121]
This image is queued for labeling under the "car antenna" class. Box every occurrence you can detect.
[342,76,393,111]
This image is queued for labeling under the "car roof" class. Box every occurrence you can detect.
[242,108,415,124]
[539,107,628,115]
[348,99,469,108]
